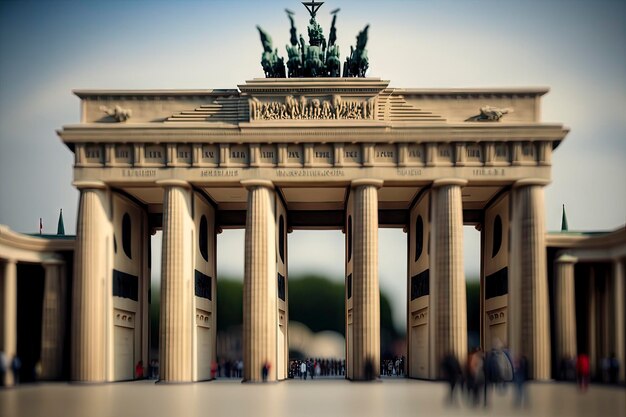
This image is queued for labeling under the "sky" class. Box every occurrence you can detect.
[0,0,625,332]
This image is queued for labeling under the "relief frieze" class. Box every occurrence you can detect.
[250,94,376,120]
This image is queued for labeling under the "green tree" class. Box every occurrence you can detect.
[216,274,398,340]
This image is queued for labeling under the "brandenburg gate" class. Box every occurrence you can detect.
[56,3,568,383]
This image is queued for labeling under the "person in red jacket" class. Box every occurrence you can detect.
[135,361,144,379]
[576,353,590,392]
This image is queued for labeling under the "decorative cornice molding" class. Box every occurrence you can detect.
[546,227,626,250]
[0,225,75,253]
[58,123,569,144]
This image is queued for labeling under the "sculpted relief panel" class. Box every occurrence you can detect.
[249,94,377,121]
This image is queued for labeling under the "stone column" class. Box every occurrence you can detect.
[241,179,277,382]
[510,179,551,380]
[612,259,625,382]
[41,259,66,380]
[1,259,17,386]
[554,254,577,369]
[351,179,382,380]
[72,181,111,382]
[431,179,467,374]
[157,180,194,382]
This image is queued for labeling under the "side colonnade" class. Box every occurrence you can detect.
[0,232,69,387]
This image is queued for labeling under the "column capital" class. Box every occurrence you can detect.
[156,179,191,189]
[240,179,274,190]
[556,253,578,264]
[42,257,65,267]
[513,178,551,188]
[432,178,468,188]
[351,178,383,189]
[73,180,107,190]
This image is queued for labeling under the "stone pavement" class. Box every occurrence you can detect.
[0,378,623,417]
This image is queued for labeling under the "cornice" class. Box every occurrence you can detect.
[74,89,240,98]
[396,87,550,97]
[72,85,549,99]
[57,123,569,144]
[0,225,75,253]
[546,227,626,249]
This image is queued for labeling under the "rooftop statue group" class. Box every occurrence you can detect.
[257,1,369,78]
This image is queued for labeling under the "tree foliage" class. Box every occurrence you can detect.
[216,274,399,338]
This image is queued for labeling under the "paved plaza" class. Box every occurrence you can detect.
[1,379,624,417]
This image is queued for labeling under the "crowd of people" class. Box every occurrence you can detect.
[215,359,245,378]
[440,346,623,408]
[1,348,621,389]
[559,352,621,388]
[381,356,405,377]
[440,346,525,408]
[288,358,346,379]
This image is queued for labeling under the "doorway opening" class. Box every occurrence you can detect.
[464,225,481,351]
[148,230,161,380]
[288,229,345,379]
[379,227,406,378]
[215,228,244,379]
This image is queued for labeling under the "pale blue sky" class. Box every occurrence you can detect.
[1,0,625,331]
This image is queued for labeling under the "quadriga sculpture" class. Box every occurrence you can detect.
[257,26,286,78]
[344,25,369,77]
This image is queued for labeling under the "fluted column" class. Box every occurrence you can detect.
[510,178,551,380]
[72,181,111,382]
[613,259,625,383]
[431,179,467,375]
[351,179,382,380]
[241,179,277,382]
[41,259,66,380]
[2,258,17,386]
[158,180,194,382]
[554,254,577,366]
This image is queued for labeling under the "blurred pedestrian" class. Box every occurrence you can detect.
[261,361,271,382]
[300,361,307,380]
[441,353,463,405]
[468,348,484,406]
[608,352,619,384]
[513,355,529,407]
[576,353,590,392]
[0,351,7,386]
[11,355,21,385]
[364,358,375,380]
[135,360,144,379]
[211,361,218,380]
